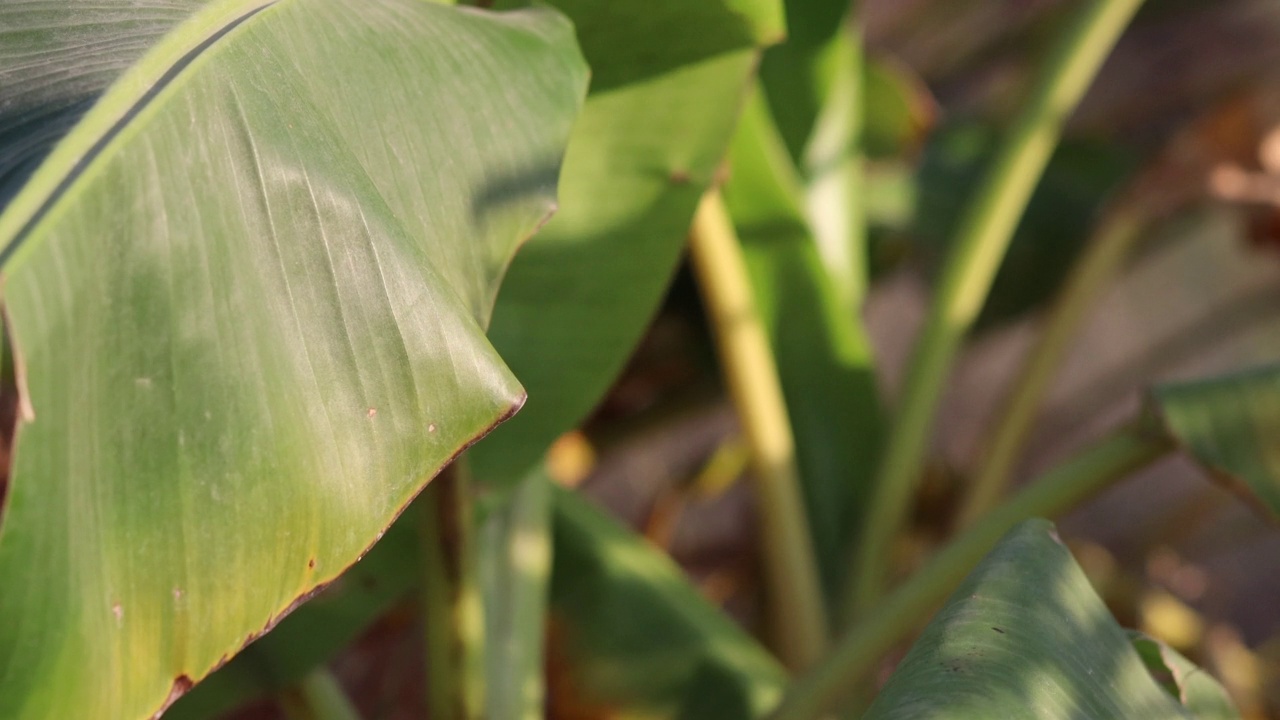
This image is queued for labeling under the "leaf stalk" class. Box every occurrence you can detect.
[689,190,829,670]
[772,425,1174,720]
[845,0,1147,618]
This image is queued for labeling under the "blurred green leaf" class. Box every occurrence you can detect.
[862,57,936,160]
[0,2,586,716]
[1152,365,1280,521]
[547,487,786,719]
[1130,631,1241,720]
[864,520,1202,719]
[912,122,1137,329]
[472,0,786,486]
[723,88,882,605]
[758,0,852,162]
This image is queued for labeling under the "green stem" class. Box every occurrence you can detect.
[689,190,829,670]
[279,668,363,720]
[422,460,486,720]
[771,425,1173,720]
[845,0,1145,619]
[957,199,1151,528]
[478,466,553,720]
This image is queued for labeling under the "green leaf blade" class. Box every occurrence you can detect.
[471,0,785,486]
[0,2,586,717]
[1152,365,1280,520]
[864,520,1196,720]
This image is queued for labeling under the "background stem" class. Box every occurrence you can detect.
[958,198,1152,528]
[278,669,363,720]
[845,0,1146,619]
[772,425,1173,720]
[422,460,486,720]
[689,190,829,670]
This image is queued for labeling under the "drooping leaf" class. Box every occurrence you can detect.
[1129,631,1241,720]
[0,1,587,717]
[722,88,882,605]
[547,487,786,719]
[864,520,1201,719]
[470,0,785,486]
[1151,365,1280,521]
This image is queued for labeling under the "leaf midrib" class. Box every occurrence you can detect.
[0,0,277,269]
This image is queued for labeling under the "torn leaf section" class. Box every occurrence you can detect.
[1129,631,1241,720]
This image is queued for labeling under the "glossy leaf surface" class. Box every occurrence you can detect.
[0,1,587,716]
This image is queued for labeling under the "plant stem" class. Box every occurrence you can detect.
[279,668,364,720]
[479,466,553,720]
[422,460,486,720]
[771,425,1173,720]
[844,0,1145,619]
[957,199,1151,528]
[689,190,829,670]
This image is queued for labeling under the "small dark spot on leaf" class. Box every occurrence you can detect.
[992,626,1005,634]
[307,557,316,569]
[668,169,691,185]
[151,675,194,719]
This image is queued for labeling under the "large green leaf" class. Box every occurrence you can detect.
[165,1,789,714]
[471,0,785,485]
[723,88,882,605]
[1152,364,1280,520]
[0,1,587,717]
[548,487,787,718]
[864,520,1205,719]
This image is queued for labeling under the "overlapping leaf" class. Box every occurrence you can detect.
[864,520,1215,719]
[470,0,785,485]
[0,1,587,716]
[547,488,786,718]
[168,0,789,714]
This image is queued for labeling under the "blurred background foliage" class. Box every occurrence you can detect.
[194,0,1280,716]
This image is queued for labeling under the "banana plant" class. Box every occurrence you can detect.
[2,0,1276,718]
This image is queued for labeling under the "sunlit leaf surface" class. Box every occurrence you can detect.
[865,520,1202,719]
